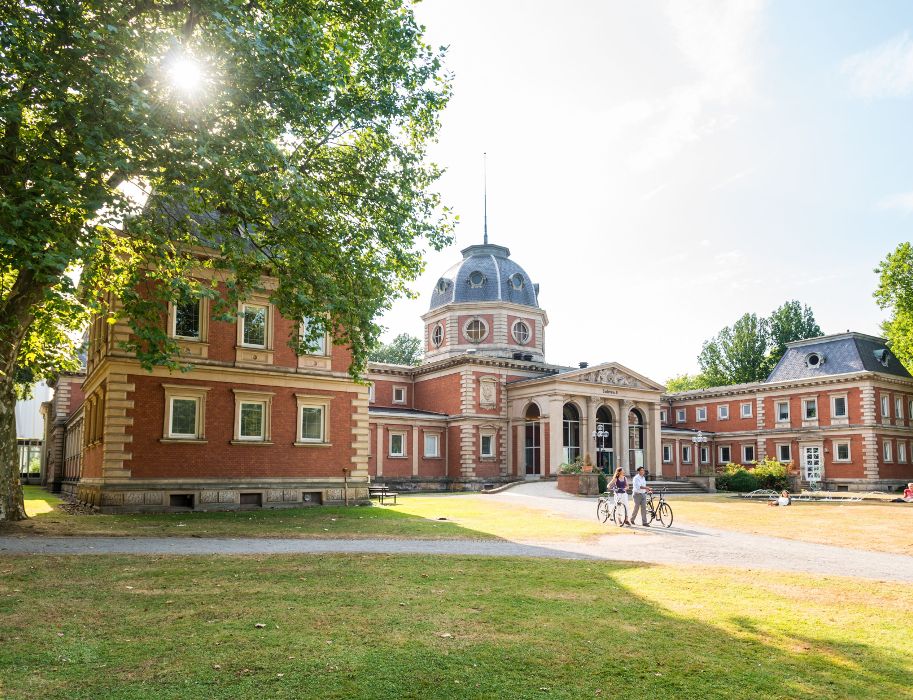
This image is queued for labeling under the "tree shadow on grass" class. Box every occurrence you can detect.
[2,555,911,699]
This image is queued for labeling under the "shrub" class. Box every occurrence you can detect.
[716,459,789,492]
[558,457,584,475]
[598,473,608,493]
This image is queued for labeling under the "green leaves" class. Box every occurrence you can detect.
[875,242,913,369]
[1,0,452,385]
[369,333,422,366]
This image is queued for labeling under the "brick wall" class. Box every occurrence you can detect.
[125,374,355,479]
[414,373,461,414]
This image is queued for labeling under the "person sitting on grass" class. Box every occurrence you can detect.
[767,490,791,507]
[891,483,913,503]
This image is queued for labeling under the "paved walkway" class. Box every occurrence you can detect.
[2,482,912,583]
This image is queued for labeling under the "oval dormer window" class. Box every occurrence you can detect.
[805,352,824,368]
[468,271,485,288]
[509,273,525,290]
[436,279,451,294]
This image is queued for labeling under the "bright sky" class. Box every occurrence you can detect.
[377,0,913,382]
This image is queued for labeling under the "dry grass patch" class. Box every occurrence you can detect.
[669,495,913,554]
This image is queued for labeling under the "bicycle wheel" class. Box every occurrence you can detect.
[645,499,656,524]
[612,501,627,527]
[657,502,673,528]
[596,499,611,523]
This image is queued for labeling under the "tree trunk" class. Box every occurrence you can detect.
[0,374,27,521]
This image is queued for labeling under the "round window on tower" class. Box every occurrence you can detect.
[431,323,444,348]
[512,320,531,345]
[468,271,486,288]
[509,273,525,290]
[464,318,488,343]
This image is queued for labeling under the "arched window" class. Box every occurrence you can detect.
[595,405,614,472]
[629,408,645,470]
[524,403,541,475]
[563,403,581,464]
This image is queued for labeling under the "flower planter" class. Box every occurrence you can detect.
[557,473,600,496]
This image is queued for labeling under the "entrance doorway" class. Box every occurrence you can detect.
[802,445,822,482]
[524,403,541,476]
[595,406,614,473]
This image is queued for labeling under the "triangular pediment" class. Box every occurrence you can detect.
[561,362,664,392]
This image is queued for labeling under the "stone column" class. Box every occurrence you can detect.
[618,399,631,473]
[548,396,564,476]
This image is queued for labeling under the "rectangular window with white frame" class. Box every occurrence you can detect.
[883,439,893,462]
[834,440,850,462]
[803,398,817,420]
[389,431,406,457]
[295,394,330,445]
[899,441,908,463]
[169,397,199,438]
[831,395,847,419]
[696,406,707,422]
[241,303,268,347]
[300,316,327,355]
[718,445,731,464]
[676,408,686,423]
[909,399,913,420]
[741,402,753,418]
[717,404,729,420]
[393,386,407,405]
[896,397,904,420]
[682,445,692,463]
[368,382,375,403]
[161,384,210,442]
[743,444,755,463]
[660,409,667,423]
[238,401,266,441]
[700,446,709,464]
[232,390,273,444]
[424,432,441,458]
[480,431,496,458]
[881,395,890,420]
[776,401,790,422]
[173,300,201,340]
[662,444,672,463]
[777,443,791,462]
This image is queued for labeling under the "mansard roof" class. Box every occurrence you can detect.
[428,243,539,311]
[766,332,912,382]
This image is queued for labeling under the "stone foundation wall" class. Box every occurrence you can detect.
[74,481,371,513]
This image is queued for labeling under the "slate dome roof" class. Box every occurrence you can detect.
[428,243,539,311]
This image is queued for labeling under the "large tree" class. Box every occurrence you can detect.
[692,301,822,388]
[698,313,769,385]
[369,333,422,365]
[0,1,452,520]
[764,300,822,375]
[875,242,913,368]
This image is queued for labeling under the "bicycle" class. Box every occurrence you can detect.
[642,488,673,528]
[596,491,629,527]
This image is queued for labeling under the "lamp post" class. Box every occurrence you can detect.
[691,430,708,475]
[591,425,608,472]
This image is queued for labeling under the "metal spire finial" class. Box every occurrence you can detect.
[483,152,488,245]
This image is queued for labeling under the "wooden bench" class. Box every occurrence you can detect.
[368,486,399,505]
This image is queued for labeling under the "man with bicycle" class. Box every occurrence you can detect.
[630,466,653,526]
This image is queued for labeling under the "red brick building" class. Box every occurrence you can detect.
[44,240,913,511]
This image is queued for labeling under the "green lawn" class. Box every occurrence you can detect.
[0,555,910,699]
[3,487,611,543]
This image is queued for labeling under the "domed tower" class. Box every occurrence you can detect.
[421,242,548,362]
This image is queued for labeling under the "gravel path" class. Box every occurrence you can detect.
[2,482,912,583]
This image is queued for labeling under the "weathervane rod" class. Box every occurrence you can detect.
[483,152,488,245]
